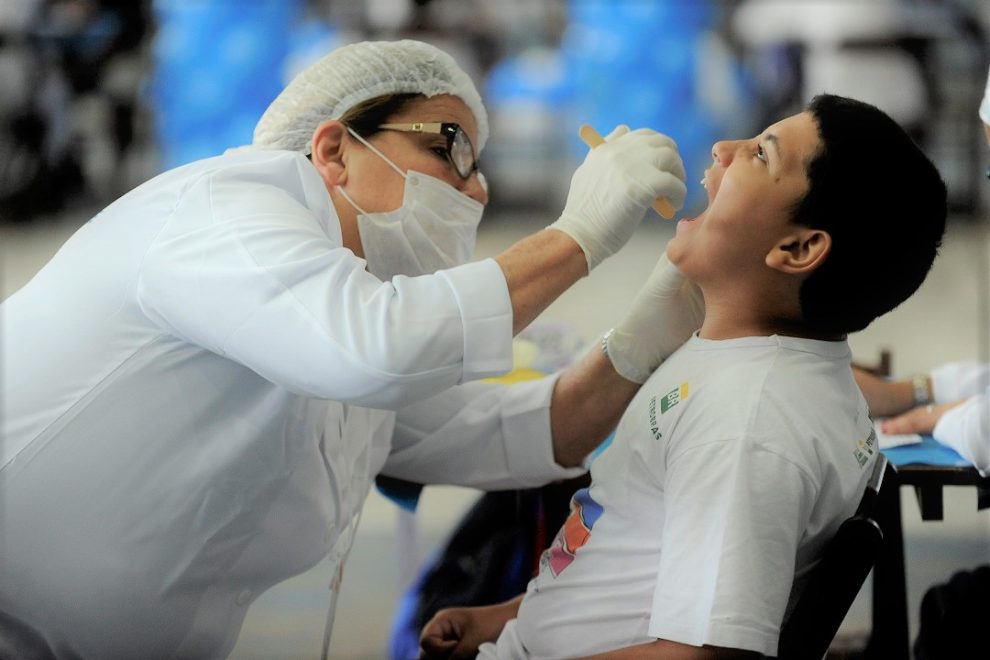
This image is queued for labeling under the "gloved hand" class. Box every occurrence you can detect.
[605,251,705,384]
[549,125,687,272]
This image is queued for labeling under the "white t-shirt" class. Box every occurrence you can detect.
[931,361,989,475]
[0,150,581,659]
[483,334,877,659]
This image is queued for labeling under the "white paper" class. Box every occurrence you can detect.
[875,424,923,449]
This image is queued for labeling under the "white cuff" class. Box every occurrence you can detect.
[930,361,990,403]
[932,393,989,476]
[438,259,514,382]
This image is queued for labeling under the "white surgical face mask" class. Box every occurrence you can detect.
[336,127,484,280]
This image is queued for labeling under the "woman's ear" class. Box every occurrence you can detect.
[766,228,831,275]
[310,119,348,186]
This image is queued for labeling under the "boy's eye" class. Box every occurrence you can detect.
[429,146,449,161]
[756,145,768,163]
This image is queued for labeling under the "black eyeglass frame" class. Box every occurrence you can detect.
[377,122,479,180]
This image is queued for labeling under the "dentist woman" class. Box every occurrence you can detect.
[0,40,695,659]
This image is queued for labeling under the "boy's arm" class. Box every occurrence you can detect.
[575,639,760,659]
[419,596,522,660]
[417,602,757,660]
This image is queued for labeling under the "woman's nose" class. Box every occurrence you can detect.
[461,171,489,206]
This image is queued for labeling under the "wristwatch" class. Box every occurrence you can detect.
[911,373,931,407]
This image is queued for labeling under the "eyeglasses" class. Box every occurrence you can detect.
[378,122,479,180]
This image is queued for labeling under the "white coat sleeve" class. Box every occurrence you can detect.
[135,162,512,409]
[931,361,990,402]
[932,390,989,476]
[381,376,586,489]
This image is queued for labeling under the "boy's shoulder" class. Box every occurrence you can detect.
[638,334,862,455]
[654,334,850,399]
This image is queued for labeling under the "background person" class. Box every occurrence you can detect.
[852,64,990,476]
[854,363,989,475]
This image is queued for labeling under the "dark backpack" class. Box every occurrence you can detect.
[386,478,587,660]
[914,564,990,659]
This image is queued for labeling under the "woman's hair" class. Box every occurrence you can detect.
[252,40,488,153]
[792,94,947,335]
[339,93,422,138]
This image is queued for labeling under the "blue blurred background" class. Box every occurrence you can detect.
[1,0,988,221]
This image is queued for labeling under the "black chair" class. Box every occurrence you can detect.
[0,609,56,660]
[777,454,892,660]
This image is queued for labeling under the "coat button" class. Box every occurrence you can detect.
[236,589,252,606]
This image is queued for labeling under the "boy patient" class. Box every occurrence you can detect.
[419,94,948,659]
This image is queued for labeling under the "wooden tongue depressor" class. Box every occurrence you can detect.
[578,124,676,219]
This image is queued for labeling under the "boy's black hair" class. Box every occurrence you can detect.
[792,94,947,335]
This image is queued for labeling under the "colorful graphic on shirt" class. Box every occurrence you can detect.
[542,487,603,577]
[853,428,877,467]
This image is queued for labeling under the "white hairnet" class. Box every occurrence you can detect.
[252,39,488,155]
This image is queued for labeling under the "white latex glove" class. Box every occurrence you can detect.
[605,252,705,384]
[549,125,687,271]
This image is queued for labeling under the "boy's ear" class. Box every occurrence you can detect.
[310,119,348,186]
[766,228,831,276]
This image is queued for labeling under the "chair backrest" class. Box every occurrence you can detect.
[776,454,891,659]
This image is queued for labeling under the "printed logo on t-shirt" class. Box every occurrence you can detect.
[541,488,603,577]
[660,383,689,414]
[647,383,689,442]
[853,428,877,467]
[648,395,662,441]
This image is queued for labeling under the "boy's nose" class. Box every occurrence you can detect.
[712,140,732,167]
[711,140,738,167]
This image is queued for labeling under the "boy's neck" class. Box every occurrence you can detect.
[699,292,844,342]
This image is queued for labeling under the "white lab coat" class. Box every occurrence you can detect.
[0,150,582,659]
[931,361,990,476]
